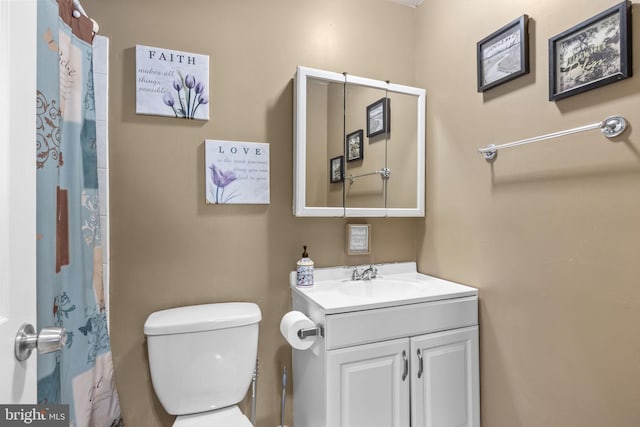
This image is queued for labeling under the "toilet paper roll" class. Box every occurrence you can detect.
[280,311,316,350]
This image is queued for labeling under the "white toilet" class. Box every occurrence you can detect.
[144,302,261,427]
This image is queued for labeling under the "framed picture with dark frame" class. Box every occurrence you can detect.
[477,15,530,92]
[366,98,390,137]
[329,155,343,183]
[346,129,364,162]
[549,1,632,101]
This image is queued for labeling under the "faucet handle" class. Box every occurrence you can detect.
[369,265,378,279]
[352,267,363,281]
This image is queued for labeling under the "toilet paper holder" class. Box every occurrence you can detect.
[297,325,324,340]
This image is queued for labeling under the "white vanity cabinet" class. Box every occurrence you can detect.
[410,327,479,427]
[327,338,410,427]
[290,262,480,427]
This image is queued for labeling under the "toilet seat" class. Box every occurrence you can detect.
[173,406,252,427]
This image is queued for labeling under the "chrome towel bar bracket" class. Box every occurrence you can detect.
[478,115,628,161]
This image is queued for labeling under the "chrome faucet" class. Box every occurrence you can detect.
[362,265,378,280]
[352,265,378,281]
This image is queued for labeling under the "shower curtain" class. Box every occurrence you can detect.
[36,0,124,425]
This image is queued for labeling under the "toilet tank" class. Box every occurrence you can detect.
[144,302,261,415]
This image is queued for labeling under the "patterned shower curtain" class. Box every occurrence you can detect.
[36,0,124,425]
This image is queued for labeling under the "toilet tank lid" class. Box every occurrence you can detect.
[144,302,261,336]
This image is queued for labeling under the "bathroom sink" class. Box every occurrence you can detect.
[338,278,424,299]
[290,262,478,314]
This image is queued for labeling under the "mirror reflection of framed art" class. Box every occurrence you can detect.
[366,98,390,137]
[329,155,344,183]
[346,129,364,162]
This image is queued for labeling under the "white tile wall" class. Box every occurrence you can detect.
[93,35,110,327]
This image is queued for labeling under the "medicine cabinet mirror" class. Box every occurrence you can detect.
[293,66,425,217]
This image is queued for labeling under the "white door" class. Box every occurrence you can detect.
[0,0,38,403]
[327,338,410,427]
[410,326,480,427]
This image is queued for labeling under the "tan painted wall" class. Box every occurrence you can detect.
[415,1,640,426]
[84,0,419,425]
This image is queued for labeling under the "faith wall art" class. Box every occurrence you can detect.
[135,44,210,120]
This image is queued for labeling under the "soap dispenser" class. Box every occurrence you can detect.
[296,246,314,287]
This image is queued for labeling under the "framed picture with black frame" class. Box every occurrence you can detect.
[329,155,344,183]
[366,98,390,137]
[346,129,364,162]
[549,1,632,101]
[477,15,530,92]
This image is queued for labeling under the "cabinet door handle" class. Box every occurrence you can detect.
[402,350,408,381]
[417,348,424,379]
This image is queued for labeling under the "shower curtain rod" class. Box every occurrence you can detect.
[477,115,628,161]
[72,0,100,34]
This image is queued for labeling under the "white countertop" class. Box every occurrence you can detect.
[291,262,478,314]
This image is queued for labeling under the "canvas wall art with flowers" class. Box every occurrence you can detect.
[135,44,210,120]
[204,140,270,204]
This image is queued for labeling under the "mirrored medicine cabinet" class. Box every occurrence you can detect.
[293,66,425,217]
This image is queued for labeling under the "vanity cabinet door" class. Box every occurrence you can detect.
[410,326,480,427]
[327,338,410,427]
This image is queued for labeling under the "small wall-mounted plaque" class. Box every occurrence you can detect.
[347,224,371,255]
